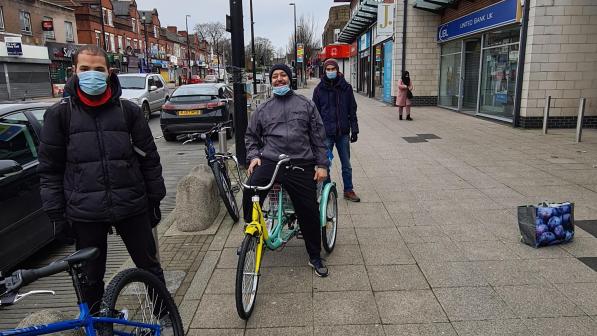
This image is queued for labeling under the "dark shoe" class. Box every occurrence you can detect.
[399,115,403,120]
[344,191,361,202]
[309,257,329,277]
[406,115,413,121]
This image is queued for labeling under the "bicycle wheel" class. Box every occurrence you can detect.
[101,268,183,336]
[235,234,260,320]
[321,185,338,253]
[211,161,240,222]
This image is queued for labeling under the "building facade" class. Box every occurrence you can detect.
[0,0,78,99]
[334,0,597,128]
[322,5,351,47]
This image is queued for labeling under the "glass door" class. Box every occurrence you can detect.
[462,39,481,111]
[438,41,461,109]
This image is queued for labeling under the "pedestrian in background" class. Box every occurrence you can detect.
[312,58,360,202]
[38,45,166,314]
[396,71,414,120]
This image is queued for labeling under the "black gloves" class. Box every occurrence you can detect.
[47,210,74,243]
[149,201,162,228]
[350,133,358,143]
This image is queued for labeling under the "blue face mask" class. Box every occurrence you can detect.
[272,84,290,96]
[326,71,337,80]
[78,70,108,96]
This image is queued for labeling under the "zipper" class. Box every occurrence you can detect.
[94,115,115,222]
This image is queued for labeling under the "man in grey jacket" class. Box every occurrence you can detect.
[244,64,330,277]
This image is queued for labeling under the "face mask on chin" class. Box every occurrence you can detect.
[272,84,290,96]
[77,70,108,96]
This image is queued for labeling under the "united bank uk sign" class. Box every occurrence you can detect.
[437,0,521,43]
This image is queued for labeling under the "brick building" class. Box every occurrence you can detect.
[333,0,597,128]
[322,5,350,47]
[0,0,78,99]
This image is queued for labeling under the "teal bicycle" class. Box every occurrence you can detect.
[230,154,338,319]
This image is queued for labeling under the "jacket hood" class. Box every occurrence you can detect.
[64,72,123,104]
[319,73,349,91]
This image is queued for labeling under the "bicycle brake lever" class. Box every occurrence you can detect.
[14,290,56,303]
[182,139,193,145]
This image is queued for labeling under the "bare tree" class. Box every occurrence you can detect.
[245,36,275,69]
[287,14,321,67]
[195,22,227,70]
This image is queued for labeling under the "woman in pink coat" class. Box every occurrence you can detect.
[396,71,413,120]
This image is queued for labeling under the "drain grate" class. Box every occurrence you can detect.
[402,137,428,143]
[417,133,442,140]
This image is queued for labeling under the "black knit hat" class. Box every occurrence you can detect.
[269,64,293,82]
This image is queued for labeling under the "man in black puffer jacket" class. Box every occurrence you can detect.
[38,45,166,313]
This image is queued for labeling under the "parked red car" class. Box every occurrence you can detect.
[188,75,203,84]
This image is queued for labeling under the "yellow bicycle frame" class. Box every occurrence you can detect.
[244,196,268,275]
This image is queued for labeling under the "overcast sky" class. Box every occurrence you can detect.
[136,0,343,53]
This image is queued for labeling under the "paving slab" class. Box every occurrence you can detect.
[526,258,597,284]
[361,241,415,265]
[187,329,244,336]
[190,294,245,329]
[314,324,384,336]
[434,286,516,321]
[418,261,488,288]
[367,265,429,291]
[313,291,380,326]
[382,323,457,336]
[375,290,448,324]
[259,266,312,293]
[456,240,520,261]
[473,260,551,286]
[554,282,597,315]
[451,319,532,336]
[313,264,370,291]
[523,316,597,336]
[407,241,468,262]
[245,326,313,336]
[246,292,313,328]
[323,244,364,265]
[495,285,585,318]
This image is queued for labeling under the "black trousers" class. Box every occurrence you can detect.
[242,160,322,260]
[72,211,165,314]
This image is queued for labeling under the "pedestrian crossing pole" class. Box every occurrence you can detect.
[229,0,248,166]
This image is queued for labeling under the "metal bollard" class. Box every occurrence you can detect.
[575,97,586,143]
[543,96,551,134]
[218,128,228,153]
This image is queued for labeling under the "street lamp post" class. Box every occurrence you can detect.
[185,15,192,77]
[289,3,297,88]
[142,14,150,73]
[250,0,257,94]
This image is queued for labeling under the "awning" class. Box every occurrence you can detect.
[413,0,456,14]
[337,0,379,43]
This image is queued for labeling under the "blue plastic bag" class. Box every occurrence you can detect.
[518,202,575,248]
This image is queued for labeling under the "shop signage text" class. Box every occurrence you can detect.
[383,41,393,104]
[5,36,23,56]
[377,3,395,37]
[437,0,520,42]
[42,20,54,31]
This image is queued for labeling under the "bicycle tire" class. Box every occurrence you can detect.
[322,185,338,253]
[235,234,260,320]
[101,268,184,336]
[211,162,240,222]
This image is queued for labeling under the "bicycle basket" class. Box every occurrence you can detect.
[266,184,294,216]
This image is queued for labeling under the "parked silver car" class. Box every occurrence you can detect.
[118,73,170,120]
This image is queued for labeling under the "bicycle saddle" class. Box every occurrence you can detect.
[60,247,99,265]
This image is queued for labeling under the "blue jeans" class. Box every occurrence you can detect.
[325,134,353,192]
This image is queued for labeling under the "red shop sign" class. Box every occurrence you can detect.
[42,20,54,31]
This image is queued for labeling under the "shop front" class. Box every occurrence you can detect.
[46,42,77,96]
[357,30,372,96]
[0,39,52,100]
[437,0,522,122]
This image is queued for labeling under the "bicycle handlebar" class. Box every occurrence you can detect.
[177,120,233,143]
[230,154,291,191]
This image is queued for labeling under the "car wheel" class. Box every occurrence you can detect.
[143,102,151,121]
[163,133,177,142]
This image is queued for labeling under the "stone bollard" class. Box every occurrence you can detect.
[174,164,220,232]
[18,310,84,336]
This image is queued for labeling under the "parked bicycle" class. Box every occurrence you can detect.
[0,248,183,336]
[177,121,240,222]
[230,154,338,319]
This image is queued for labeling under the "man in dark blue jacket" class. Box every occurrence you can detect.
[312,59,360,202]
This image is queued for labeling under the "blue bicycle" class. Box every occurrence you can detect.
[0,248,183,336]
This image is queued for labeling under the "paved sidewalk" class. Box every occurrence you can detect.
[182,81,597,335]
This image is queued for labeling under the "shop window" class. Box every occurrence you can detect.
[19,11,32,34]
[43,17,55,39]
[438,40,461,109]
[0,7,5,31]
[484,28,520,48]
[65,21,74,42]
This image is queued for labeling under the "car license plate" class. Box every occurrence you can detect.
[178,110,201,116]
